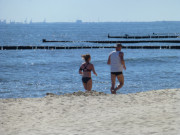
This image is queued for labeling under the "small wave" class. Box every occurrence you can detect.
[0,91,11,94]
[0,78,8,83]
[126,56,179,63]
[154,56,179,59]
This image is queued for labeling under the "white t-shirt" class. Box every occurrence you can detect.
[110,51,123,72]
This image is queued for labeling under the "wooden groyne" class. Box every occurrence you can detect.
[108,34,179,39]
[42,39,180,43]
[1,45,180,50]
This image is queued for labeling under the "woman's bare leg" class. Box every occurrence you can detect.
[86,79,92,91]
[83,83,87,90]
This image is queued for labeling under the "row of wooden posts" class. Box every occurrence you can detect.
[1,45,180,50]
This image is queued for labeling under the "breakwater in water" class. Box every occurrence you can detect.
[1,45,180,50]
[42,39,180,44]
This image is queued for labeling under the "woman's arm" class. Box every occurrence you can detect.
[92,65,97,76]
[79,65,83,75]
[79,69,83,75]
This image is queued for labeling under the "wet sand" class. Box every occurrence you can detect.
[0,89,180,135]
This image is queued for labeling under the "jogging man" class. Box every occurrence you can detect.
[107,43,126,94]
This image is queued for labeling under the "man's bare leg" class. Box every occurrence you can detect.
[114,74,124,92]
[111,74,116,94]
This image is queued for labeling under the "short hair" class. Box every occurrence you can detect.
[115,43,123,48]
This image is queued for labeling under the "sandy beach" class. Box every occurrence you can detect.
[0,89,180,135]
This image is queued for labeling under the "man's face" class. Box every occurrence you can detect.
[117,46,121,51]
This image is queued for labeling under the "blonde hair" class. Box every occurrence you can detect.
[81,54,91,62]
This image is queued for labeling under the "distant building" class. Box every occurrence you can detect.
[0,20,7,24]
[10,20,15,24]
[24,18,27,24]
[43,18,46,23]
[30,19,33,24]
[76,20,82,23]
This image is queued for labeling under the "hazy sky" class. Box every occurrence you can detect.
[0,0,180,22]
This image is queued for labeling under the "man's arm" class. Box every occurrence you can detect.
[107,55,111,65]
[119,52,126,70]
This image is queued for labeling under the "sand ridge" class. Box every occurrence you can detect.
[46,90,107,97]
[0,89,180,135]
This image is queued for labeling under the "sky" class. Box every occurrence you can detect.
[0,0,180,22]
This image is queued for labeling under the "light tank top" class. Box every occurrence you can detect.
[110,51,123,72]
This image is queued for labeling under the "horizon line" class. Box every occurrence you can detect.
[1,20,180,24]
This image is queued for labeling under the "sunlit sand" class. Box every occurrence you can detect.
[1,89,180,135]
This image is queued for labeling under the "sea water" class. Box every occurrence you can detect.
[0,22,180,98]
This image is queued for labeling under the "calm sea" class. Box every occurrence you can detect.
[0,22,180,98]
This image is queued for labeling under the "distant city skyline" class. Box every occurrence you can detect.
[0,0,180,22]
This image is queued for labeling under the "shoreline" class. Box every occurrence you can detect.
[1,89,180,135]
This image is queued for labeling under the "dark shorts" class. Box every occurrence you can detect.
[82,77,91,83]
[111,72,123,76]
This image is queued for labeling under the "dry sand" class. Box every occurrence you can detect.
[0,89,180,135]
